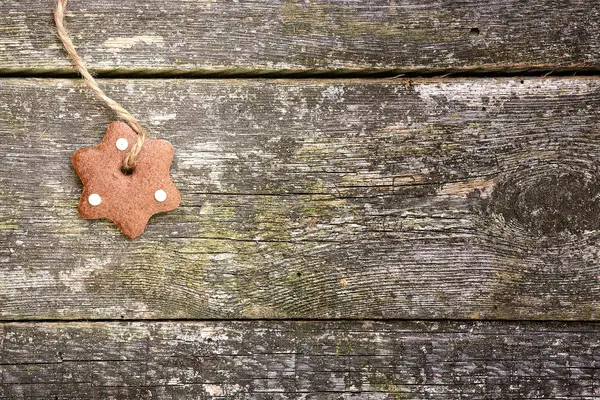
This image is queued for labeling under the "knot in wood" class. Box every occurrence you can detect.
[486,170,600,236]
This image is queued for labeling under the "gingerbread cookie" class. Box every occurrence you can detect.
[72,122,181,238]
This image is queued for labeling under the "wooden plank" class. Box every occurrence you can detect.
[1,320,599,398]
[1,77,600,320]
[1,0,600,75]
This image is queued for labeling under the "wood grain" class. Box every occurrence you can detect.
[1,78,600,320]
[1,0,600,75]
[1,320,599,399]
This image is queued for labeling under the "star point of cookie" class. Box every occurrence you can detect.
[72,122,180,238]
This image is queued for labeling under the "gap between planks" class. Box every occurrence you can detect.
[0,67,599,80]
[2,318,600,324]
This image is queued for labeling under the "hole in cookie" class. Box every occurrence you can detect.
[121,166,135,175]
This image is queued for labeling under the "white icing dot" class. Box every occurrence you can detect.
[116,138,129,151]
[154,189,167,202]
[88,193,102,206]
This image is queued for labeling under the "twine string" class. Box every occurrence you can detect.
[54,0,147,170]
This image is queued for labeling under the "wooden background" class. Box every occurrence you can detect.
[1,0,599,398]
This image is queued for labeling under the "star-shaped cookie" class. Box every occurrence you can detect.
[72,122,181,238]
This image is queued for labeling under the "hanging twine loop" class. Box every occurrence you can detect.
[54,0,147,171]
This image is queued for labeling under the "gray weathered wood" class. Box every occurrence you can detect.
[1,0,600,75]
[1,320,599,398]
[1,78,600,320]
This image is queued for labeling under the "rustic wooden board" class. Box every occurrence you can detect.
[2,0,600,75]
[1,77,600,320]
[1,320,599,398]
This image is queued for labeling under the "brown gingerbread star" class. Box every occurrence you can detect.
[72,122,181,238]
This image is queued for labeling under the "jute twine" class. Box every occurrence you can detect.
[54,0,147,170]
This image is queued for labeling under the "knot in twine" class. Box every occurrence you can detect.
[54,0,147,170]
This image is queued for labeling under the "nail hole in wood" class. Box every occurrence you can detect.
[469,27,480,35]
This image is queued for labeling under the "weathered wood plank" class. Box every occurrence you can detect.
[1,320,599,398]
[1,0,600,75]
[1,78,600,320]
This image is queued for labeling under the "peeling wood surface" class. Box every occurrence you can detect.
[1,78,600,320]
[1,320,599,399]
[1,0,600,75]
